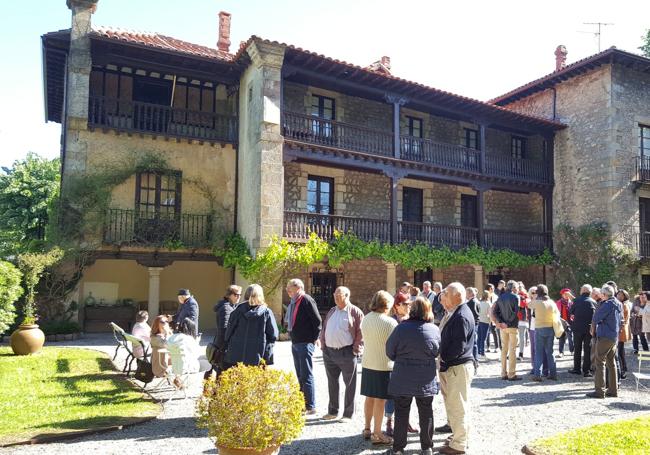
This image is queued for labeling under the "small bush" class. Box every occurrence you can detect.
[39,320,82,335]
[197,363,305,451]
[0,261,23,334]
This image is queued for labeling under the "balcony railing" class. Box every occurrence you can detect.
[282,111,550,184]
[104,208,213,249]
[634,156,650,182]
[282,111,393,157]
[618,225,650,258]
[88,96,238,143]
[283,211,390,243]
[284,211,551,254]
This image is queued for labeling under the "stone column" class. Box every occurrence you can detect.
[147,267,163,316]
[386,262,397,295]
[64,0,98,175]
[473,265,484,291]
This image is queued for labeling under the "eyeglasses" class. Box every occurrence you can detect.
[233,293,241,297]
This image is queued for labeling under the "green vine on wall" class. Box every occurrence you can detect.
[214,231,552,295]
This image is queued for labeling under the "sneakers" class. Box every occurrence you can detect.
[584,371,593,377]
[517,353,524,360]
[321,414,337,420]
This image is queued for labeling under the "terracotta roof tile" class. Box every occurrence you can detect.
[91,26,233,61]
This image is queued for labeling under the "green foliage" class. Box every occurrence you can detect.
[216,231,552,292]
[39,320,82,335]
[0,261,23,334]
[197,363,305,450]
[0,347,160,445]
[17,248,64,324]
[640,29,650,58]
[551,223,638,293]
[0,153,60,257]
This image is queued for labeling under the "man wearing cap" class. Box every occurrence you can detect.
[556,288,574,358]
[173,289,199,336]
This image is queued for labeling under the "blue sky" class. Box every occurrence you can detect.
[1,0,649,167]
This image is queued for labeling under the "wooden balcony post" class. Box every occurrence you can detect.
[385,94,407,159]
[473,183,488,247]
[385,169,406,244]
[544,190,553,236]
[479,123,486,174]
[544,134,555,183]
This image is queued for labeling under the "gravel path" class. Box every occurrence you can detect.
[2,334,649,455]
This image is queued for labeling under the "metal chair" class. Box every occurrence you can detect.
[633,351,650,391]
[109,322,129,363]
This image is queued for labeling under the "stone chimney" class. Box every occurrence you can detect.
[554,45,568,71]
[217,11,231,52]
[381,56,391,71]
[365,56,392,75]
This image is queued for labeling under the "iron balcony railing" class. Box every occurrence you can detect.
[284,211,551,255]
[88,96,238,143]
[104,208,213,249]
[634,156,650,182]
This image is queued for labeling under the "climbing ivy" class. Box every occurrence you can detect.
[215,231,552,295]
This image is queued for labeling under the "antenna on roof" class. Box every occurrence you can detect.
[581,22,614,52]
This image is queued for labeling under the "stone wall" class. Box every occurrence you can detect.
[484,190,544,231]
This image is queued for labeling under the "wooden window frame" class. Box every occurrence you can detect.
[464,128,479,150]
[640,124,650,157]
[406,116,423,138]
[307,175,334,215]
[511,136,527,159]
[135,170,182,217]
[311,94,336,120]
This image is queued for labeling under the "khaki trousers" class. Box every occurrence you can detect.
[500,327,519,378]
[439,363,474,452]
[594,337,617,396]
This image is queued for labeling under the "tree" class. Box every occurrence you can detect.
[640,29,650,58]
[0,153,60,258]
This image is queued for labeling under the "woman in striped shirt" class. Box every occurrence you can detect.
[360,290,398,446]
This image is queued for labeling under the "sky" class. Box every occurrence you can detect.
[1,0,649,168]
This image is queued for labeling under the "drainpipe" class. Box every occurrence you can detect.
[551,87,557,121]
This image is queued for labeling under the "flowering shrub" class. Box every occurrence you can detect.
[197,363,305,450]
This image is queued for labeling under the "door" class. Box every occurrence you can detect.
[307,175,334,237]
[311,272,337,314]
[311,95,335,145]
[460,194,479,248]
[135,172,181,244]
[640,198,650,257]
[414,269,433,289]
[402,187,423,241]
[132,77,173,133]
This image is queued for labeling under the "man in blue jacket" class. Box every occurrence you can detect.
[586,284,621,399]
[438,282,475,454]
[173,289,199,337]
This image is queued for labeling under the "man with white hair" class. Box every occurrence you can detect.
[569,284,596,377]
[493,280,522,381]
[438,282,475,454]
[421,281,435,303]
[586,284,622,399]
[286,278,322,414]
[319,286,364,421]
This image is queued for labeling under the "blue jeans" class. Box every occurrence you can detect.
[534,327,556,378]
[472,324,479,361]
[477,322,489,355]
[385,398,395,417]
[292,342,316,410]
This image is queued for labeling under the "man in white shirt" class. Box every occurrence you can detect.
[319,286,364,421]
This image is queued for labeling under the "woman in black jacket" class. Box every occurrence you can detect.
[224,284,278,369]
[386,296,441,455]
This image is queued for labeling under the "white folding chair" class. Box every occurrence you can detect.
[146,348,175,393]
[123,333,151,376]
[633,351,650,391]
[109,322,128,362]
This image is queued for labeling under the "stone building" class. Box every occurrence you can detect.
[491,46,650,287]
[43,0,563,330]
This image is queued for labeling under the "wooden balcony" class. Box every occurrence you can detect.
[284,211,551,255]
[88,96,238,143]
[282,111,550,184]
[104,208,213,249]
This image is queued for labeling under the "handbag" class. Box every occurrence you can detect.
[206,341,225,366]
[134,359,154,384]
[552,309,565,338]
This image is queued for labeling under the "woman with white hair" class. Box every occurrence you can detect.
[223,284,279,369]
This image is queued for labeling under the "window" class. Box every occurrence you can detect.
[132,77,172,105]
[311,272,337,313]
[640,125,650,157]
[311,95,335,139]
[511,136,526,159]
[640,198,650,257]
[460,194,478,228]
[307,175,334,215]
[464,128,479,150]
[402,187,423,241]
[136,171,181,217]
[402,116,423,158]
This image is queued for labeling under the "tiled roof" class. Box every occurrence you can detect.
[490,47,650,105]
[91,26,234,61]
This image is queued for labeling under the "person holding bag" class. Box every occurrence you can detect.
[529,285,558,381]
[223,284,278,369]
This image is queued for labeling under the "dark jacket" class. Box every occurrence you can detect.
[494,291,520,328]
[289,293,322,344]
[569,294,596,334]
[432,293,445,323]
[386,319,441,397]
[592,297,622,341]
[439,302,475,372]
[225,302,278,366]
[466,297,480,325]
[214,298,236,349]
[173,296,199,336]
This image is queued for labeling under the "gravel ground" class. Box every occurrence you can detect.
[2,334,649,455]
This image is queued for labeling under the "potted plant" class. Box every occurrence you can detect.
[197,363,305,455]
[10,249,63,355]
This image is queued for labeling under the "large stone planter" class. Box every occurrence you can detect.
[10,324,45,355]
[216,445,280,455]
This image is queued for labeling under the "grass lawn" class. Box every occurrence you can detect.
[0,347,160,446]
[527,414,650,455]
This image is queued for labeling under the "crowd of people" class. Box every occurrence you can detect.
[125,277,647,455]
